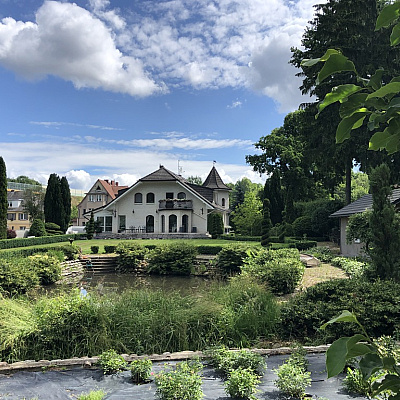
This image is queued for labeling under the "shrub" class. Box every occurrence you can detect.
[0,234,85,250]
[104,245,116,254]
[97,349,127,374]
[147,242,197,275]
[292,215,313,237]
[90,246,99,254]
[331,256,371,279]
[58,244,81,260]
[28,254,61,285]
[280,279,400,343]
[45,222,63,235]
[130,358,152,383]
[274,360,311,399]
[224,367,260,400]
[116,242,149,272]
[306,246,334,263]
[77,390,106,400]
[28,219,47,237]
[215,244,249,275]
[6,229,16,239]
[155,360,203,400]
[294,240,317,250]
[242,248,304,294]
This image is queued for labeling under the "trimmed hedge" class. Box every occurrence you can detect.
[0,234,85,250]
[220,235,261,242]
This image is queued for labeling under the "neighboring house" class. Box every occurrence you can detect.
[7,190,31,237]
[330,188,400,257]
[77,179,128,226]
[90,165,231,237]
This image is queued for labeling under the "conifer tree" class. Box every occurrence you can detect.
[264,170,284,226]
[0,157,7,239]
[85,211,95,240]
[60,176,71,232]
[261,198,272,247]
[44,174,64,230]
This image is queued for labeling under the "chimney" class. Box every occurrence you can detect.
[111,180,114,185]
[116,182,119,186]
[105,179,109,183]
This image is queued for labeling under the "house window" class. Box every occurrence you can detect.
[8,202,12,207]
[20,226,26,230]
[177,192,186,199]
[7,213,16,221]
[146,193,155,203]
[181,214,189,233]
[166,192,174,199]
[96,195,102,202]
[119,215,126,231]
[146,215,154,233]
[105,216,112,232]
[96,217,104,231]
[134,193,143,203]
[89,195,95,202]
[222,198,226,207]
[161,215,165,233]
[18,213,28,220]
[169,214,177,233]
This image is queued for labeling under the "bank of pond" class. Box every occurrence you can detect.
[0,241,399,364]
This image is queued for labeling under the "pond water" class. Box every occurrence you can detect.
[41,273,221,296]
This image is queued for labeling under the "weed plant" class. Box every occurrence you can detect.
[97,349,127,374]
[77,390,106,400]
[224,367,260,400]
[130,358,153,383]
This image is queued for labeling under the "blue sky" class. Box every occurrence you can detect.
[0,0,320,191]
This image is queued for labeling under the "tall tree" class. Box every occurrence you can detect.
[0,157,7,239]
[261,198,272,247]
[44,174,64,230]
[85,211,95,240]
[8,175,41,186]
[23,188,45,221]
[290,0,400,204]
[60,176,71,232]
[263,169,284,226]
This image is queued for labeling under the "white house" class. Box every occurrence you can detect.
[91,165,231,237]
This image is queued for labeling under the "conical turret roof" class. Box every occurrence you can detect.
[202,166,230,190]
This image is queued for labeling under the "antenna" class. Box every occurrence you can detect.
[178,160,184,176]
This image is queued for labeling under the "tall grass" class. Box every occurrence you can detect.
[0,278,279,362]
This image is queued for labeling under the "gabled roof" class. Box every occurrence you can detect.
[330,188,400,218]
[98,179,128,199]
[140,165,185,182]
[202,166,230,190]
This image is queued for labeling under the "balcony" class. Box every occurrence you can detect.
[158,199,193,210]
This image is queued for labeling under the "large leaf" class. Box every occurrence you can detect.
[391,22,400,46]
[369,131,393,150]
[373,374,400,395]
[376,2,400,30]
[367,82,400,100]
[301,49,341,67]
[321,310,359,329]
[367,69,384,91]
[336,110,368,143]
[317,54,357,85]
[339,93,368,119]
[317,85,362,116]
[359,353,384,379]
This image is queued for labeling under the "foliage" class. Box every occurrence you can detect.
[215,244,249,275]
[331,256,371,279]
[23,187,45,221]
[44,174,65,231]
[224,367,260,400]
[0,234,84,250]
[334,171,369,203]
[104,245,116,254]
[97,349,127,374]
[264,169,284,225]
[155,360,203,400]
[59,243,81,260]
[90,246,99,254]
[147,242,197,275]
[45,222,63,235]
[28,253,61,285]
[8,175,41,185]
[0,157,7,240]
[186,175,203,185]
[85,212,95,240]
[242,248,304,295]
[346,211,372,251]
[231,191,263,236]
[306,246,335,263]
[321,310,400,399]
[77,390,106,400]
[207,212,224,237]
[6,229,16,239]
[130,358,152,383]
[280,279,400,344]
[29,219,47,237]
[292,215,313,237]
[60,176,71,231]
[229,177,263,212]
[261,197,272,247]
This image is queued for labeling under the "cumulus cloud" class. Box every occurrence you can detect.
[65,170,93,191]
[0,1,163,96]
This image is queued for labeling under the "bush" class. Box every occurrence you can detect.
[155,360,203,400]
[6,229,16,239]
[224,367,260,400]
[28,219,47,237]
[331,256,372,279]
[97,349,127,374]
[147,242,197,275]
[28,254,61,285]
[215,244,249,275]
[280,279,400,343]
[306,246,334,263]
[294,240,317,250]
[77,391,106,400]
[104,245,116,254]
[242,248,304,295]
[292,215,313,237]
[58,244,81,260]
[130,358,152,383]
[45,222,63,235]
[196,245,223,255]
[0,234,85,250]
[274,360,311,399]
[91,246,99,254]
[116,242,149,272]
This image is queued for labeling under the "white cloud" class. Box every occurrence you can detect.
[65,170,93,191]
[0,1,163,96]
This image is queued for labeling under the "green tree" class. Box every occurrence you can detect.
[8,175,41,186]
[264,169,284,225]
[0,157,7,239]
[44,174,65,230]
[85,211,95,240]
[29,218,47,237]
[261,198,272,247]
[334,171,369,203]
[230,191,263,236]
[186,176,203,185]
[23,188,45,221]
[369,164,400,281]
[60,176,71,231]
[207,212,224,237]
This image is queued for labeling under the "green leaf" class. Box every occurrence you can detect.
[346,343,373,359]
[391,23,400,46]
[367,69,384,91]
[369,131,392,150]
[317,54,357,85]
[359,353,383,380]
[373,374,400,395]
[336,110,368,143]
[339,93,368,119]
[367,82,400,100]
[376,2,400,30]
[320,310,358,329]
[301,49,341,67]
[317,85,362,116]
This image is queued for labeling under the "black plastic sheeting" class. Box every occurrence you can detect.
[0,354,366,399]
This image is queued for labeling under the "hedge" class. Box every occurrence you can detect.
[0,234,86,250]
[219,235,261,242]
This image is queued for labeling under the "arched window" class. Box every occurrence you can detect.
[182,214,189,233]
[134,193,142,203]
[169,214,177,233]
[161,215,165,233]
[146,192,155,203]
[146,215,154,233]
[222,198,226,207]
[177,192,186,199]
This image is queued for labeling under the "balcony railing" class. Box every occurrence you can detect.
[158,199,193,210]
